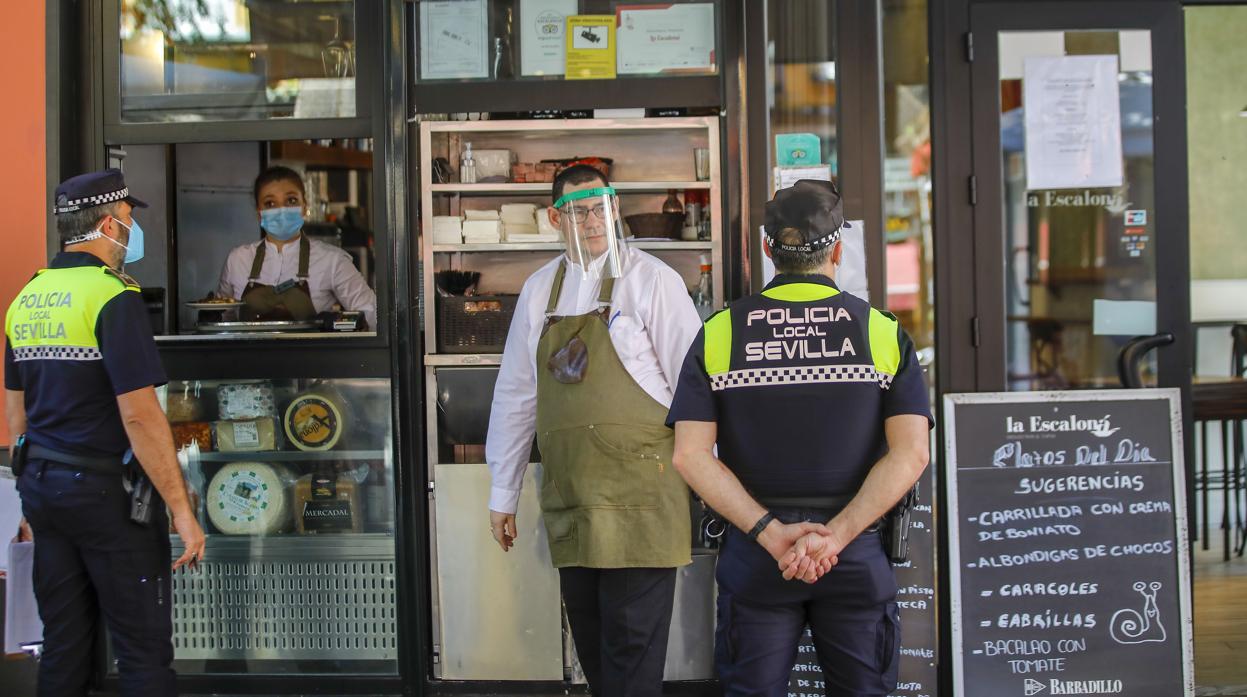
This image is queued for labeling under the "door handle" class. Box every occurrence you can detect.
[1117,333,1175,388]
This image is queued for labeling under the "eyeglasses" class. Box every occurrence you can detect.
[565,204,609,224]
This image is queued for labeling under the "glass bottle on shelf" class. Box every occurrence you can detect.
[692,255,714,320]
[662,189,684,215]
[461,142,477,184]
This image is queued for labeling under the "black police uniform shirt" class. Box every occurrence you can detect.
[666,274,933,498]
[4,251,167,457]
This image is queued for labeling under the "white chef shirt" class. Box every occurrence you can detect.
[486,249,702,514]
[217,236,378,329]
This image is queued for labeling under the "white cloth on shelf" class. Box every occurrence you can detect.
[432,216,463,245]
[464,209,501,221]
[500,203,538,225]
[536,208,561,238]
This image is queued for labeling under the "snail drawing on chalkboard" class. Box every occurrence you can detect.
[1109,581,1167,645]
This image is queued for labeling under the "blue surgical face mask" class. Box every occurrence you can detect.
[98,217,144,265]
[260,207,305,241]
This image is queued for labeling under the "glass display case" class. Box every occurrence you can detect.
[119,0,358,123]
[154,377,397,674]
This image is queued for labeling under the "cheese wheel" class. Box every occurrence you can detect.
[217,382,278,421]
[207,462,290,535]
[284,392,347,451]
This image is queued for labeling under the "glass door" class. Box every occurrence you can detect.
[968,2,1190,397]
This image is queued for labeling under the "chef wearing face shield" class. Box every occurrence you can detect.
[485,165,702,697]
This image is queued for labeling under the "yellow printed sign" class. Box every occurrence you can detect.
[565,15,616,80]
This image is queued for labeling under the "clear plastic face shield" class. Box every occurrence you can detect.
[552,186,628,280]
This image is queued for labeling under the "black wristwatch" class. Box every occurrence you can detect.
[747,512,776,542]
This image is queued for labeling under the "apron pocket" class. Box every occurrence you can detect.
[544,510,576,542]
[537,424,666,509]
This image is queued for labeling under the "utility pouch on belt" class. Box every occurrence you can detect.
[10,433,30,478]
[885,484,919,564]
[121,451,154,526]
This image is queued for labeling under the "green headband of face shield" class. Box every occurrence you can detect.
[552,186,617,210]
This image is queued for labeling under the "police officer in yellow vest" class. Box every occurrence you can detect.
[667,180,933,696]
[4,169,205,697]
[485,165,703,696]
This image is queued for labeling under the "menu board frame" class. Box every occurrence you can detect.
[944,389,1192,697]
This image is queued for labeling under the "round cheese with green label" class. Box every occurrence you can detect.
[206,462,290,535]
[284,392,346,451]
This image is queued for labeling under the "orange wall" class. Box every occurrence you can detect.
[0,0,47,444]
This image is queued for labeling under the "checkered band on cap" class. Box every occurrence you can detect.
[765,225,843,254]
[11,345,103,362]
[54,187,131,215]
[709,364,893,391]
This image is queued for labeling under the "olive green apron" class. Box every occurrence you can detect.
[241,235,317,321]
[534,262,691,569]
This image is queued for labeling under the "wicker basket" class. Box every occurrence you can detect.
[436,295,519,354]
[626,213,684,239]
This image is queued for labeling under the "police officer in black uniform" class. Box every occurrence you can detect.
[4,170,205,697]
[667,179,932,697]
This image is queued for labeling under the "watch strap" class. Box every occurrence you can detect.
[747,512,776,542]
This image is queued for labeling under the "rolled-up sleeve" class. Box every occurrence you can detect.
[484,279,540,514]
[329,250,378,330]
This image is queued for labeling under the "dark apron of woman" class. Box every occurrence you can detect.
[240,235,317,321]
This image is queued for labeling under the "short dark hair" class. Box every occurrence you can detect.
[769,228,836,274]
[254,165,306,205]
[57,202,120,247]
[552,165,609,204]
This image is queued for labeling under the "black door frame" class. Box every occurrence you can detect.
[933,1,1193,694]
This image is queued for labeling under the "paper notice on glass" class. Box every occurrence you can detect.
[1023,55,1124,191]
[774,165,833,194]
[759,220,866,302]
[565,15,617,80]
[520,0,577,76]
[616,3,716,75]
[420,0,489,80]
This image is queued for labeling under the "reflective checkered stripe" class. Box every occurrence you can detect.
[710,364,893,391]
[11,345,102,362]
[54,187,131,214]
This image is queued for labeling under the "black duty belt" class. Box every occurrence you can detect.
[756,494,855,511]
[27,444,125,474]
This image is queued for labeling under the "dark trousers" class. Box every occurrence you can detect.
[17,459,175,697]
[558,566,678,697]
[714,510,900,697]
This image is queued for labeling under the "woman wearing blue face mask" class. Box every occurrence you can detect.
[216,166,377,329]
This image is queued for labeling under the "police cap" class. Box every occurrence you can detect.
[54,169,148,216]
[763,179,850,254]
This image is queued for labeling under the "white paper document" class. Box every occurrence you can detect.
[773,165,834,194]
[617,3,716,75]
[1023,55,1124,191]
[420,0,489,80]
[5,542,42,654]
[520,0,577,76]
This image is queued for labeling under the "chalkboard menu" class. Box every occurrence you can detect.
[945,390,1192,697]
[788,464,939,697]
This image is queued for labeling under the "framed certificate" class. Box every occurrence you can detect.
[616,3,716,75]
[419,0,489,80]
[520,0,578,77]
